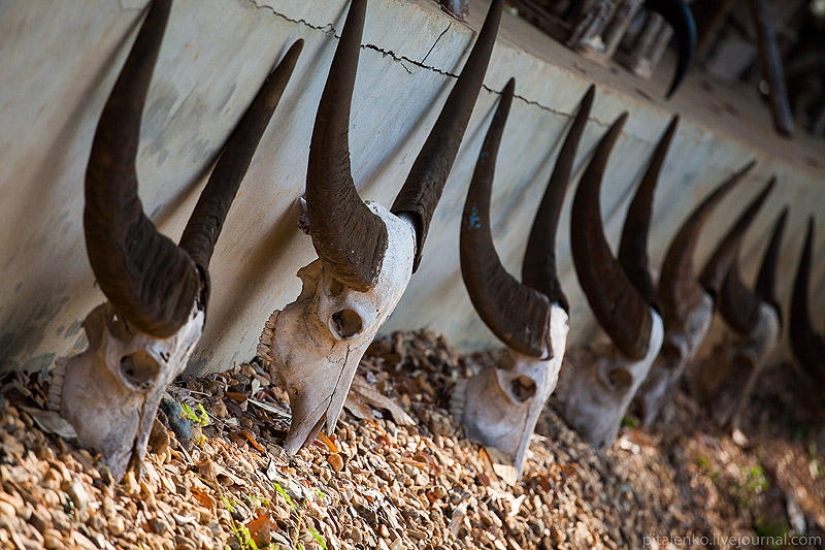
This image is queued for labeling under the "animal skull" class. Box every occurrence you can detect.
[635,294,712,425]
[555,112,673,447]
[453,81,593,476]
[694,304,779,428]
[258,206,415,453]
[47,0,301,478]
[634,161,755,426]
[556,314,663,446]
[49,303,203,480]
[453,307,569,472]
[257,0,502,452]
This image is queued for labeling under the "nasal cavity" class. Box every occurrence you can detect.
[331,309,363,339]
[510,375,537,403]
[121,351,161,386]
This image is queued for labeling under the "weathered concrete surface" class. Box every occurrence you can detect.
[0,0,823,375]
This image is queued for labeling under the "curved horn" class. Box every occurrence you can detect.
[790,218,825,382]
[753,206,788,318]
[645,0,697,98]
[718,207,787,334]
[570,113,654,360]
[306,0,389,292]
[658,160,755,331]
[460,79,552,358]
[392,0,503,271]
[618,115,679,312]
[84,0,202,338]
[180,40,303,276]
[521,85,595,313]
[699,177,775,300]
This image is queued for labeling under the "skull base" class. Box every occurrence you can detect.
[258,204,416,454]
[692,304,780,429]
[555,312,663,447]
[452,306,568,477]
[48,302,203,480]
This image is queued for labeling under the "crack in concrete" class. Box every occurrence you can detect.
[243,0,642,139]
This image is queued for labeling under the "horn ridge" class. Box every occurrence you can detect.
[570,112,654,360]
[306,0,389,292]
[460,79,553,358]
[658,159,755,331]
[392,0,504,272]
[754,206,788,319]
[790,218,825,382]
[180,40,304,274]
[521,85,595,313]
[699,176,776,300]
[618,115,679,312]
[644,0,696,98]
[84,0,202,338]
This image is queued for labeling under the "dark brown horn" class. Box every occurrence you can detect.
[658,160,755,332]
[460,79,553,358]
[570,113,654,360]
[718,263,761,335]
[790,218,825,382]
[718,207,786,334]
[305,0,388,291]
[521,85,595,313]
[699,177,776,300]
[754,206,788,319]
[618,115,679,312]
[644,0,696,98]
[180,40,303,276]
[84,0,202,338]
[392,0,503,271]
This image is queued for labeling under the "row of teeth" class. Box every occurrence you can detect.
[46,357,68,412]
[257,311,281,364]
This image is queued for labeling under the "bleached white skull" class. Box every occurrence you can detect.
[688,183,781,429]
[554,112,674,447]
[555,315,663,447]
[258,206,414,453]
[48,0,301,479]
[49,303,202,479]
[695,304,779,428]
[452,82,592,477]
[256,0,503,452]
[635,295,712,425]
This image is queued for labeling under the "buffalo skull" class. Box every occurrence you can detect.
[633,160,756,426]
[47,0,302,480]
[553,113,676,447]
[452,81,594,477]
[692,182,783,430]
[258,0,503,453]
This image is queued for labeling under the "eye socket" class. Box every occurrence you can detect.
[607,368,632,391]
[660,341,681,362]
[330,309,363,339]
[510,375,537,403]
[121,351,161,386]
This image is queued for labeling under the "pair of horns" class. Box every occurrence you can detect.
[657,160,755,332]
[460,82,594,358]
[571,114,676,360]
[85,0,301,336]
[791,219,825,382]
[717,206,787,333]
[307,0,502,291]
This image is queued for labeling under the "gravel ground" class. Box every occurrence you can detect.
[1,329,823,549]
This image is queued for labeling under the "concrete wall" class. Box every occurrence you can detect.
[1,0,823,375]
